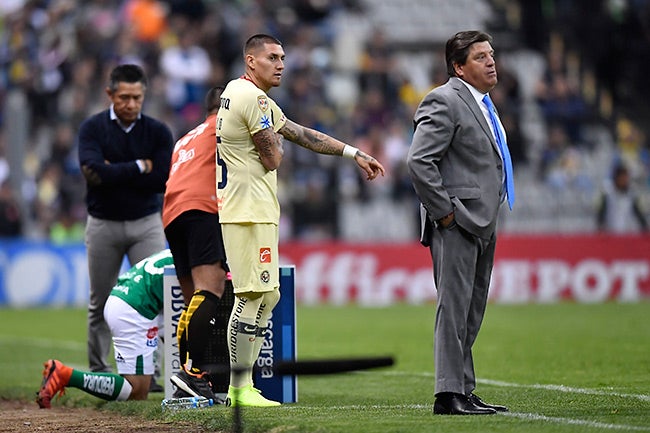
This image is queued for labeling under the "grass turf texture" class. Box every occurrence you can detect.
[1,302,649,432]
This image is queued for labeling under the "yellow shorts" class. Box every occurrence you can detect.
[221,222,279,294]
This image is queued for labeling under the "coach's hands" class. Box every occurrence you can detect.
[81,165,102,186]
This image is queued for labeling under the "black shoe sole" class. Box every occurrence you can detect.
[170,375,202,398]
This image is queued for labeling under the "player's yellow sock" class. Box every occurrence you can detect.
[228,295,261,387]
[251,290,280,382]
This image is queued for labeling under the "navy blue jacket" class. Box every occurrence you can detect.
[77,110,174,221]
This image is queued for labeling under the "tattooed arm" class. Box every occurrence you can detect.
[252,127,284,171]
[278,119,386,180]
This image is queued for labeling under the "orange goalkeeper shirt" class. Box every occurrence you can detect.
[162,114,219,228]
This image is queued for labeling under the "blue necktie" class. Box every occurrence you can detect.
[483,94,515,210]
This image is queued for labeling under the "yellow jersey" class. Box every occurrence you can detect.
[216,77,287,224]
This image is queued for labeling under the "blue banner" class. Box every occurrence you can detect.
[0,240,134,307]
[0,240,89,307]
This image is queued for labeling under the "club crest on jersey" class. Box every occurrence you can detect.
[257,95,269,112]
[260,270,270,284]
[259,247,272,263]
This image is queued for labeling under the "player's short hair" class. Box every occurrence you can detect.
[108,64,147,92]
[445,30,493,77]
[205,86,225,113]
[244,34,282,57]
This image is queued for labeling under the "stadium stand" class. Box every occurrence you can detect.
[0,0,648,241]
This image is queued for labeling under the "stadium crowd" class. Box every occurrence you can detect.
[0,0,648,241]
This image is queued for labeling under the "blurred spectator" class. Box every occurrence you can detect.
[122,0,168,44]
[0,9,38,91]
[32,161,62,234]
[112,30,147,67]
[383,119,414,198]
[544,146,592,192]
[165,0,206,24]
[518,0,549,51]
[291,171,338,241]
[0,142,8,185]
[0,180,22,238]
[49,193,85,244]
[358,27,398,99]
[352,87,392,136]
[76,0,122,66]
[615,116,649,185]
[58,56,98,125]
[499,110,527,166]
[596,162,648,233]
[489,68,527,165]
[49,122,79,175]
[536,69,588,145]
[540,123,592,192]
[533,35,588,142]
[539,123,572,181]
[159,25,212,134]
[26,0,76,130]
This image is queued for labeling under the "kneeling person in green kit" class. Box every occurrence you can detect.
[36,249,195,407]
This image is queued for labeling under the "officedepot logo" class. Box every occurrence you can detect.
[260,248,272,263]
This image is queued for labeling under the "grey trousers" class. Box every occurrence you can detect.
[85,213,166,372]
[429,222,496,395]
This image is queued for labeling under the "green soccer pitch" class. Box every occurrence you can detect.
[1,302,649,433]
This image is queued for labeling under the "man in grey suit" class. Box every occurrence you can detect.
[407,30,514,415]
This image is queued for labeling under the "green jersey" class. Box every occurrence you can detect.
[109,249,174,320]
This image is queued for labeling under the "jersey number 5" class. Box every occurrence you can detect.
[216,148,227,189]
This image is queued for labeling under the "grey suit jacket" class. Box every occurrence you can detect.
[407,77,505,242]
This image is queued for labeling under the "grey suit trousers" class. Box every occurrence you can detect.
[429,221,496,395]
[85,213,166,372]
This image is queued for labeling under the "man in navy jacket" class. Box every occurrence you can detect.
[78,64,173,381]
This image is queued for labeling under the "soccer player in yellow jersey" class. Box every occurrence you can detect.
[216,34,385,407]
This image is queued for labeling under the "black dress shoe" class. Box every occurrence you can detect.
[468,393,508,412]
[433,392,496,415]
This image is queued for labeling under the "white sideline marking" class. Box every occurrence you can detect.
[284,405,650,431]
[351,371,650,431]
[364,371,650,403]
[502,412,650,431]
[479,378,650,403]
[0,335,85,351]
[284,404,430,411]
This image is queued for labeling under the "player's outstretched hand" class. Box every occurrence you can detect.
[354,151,385,180]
